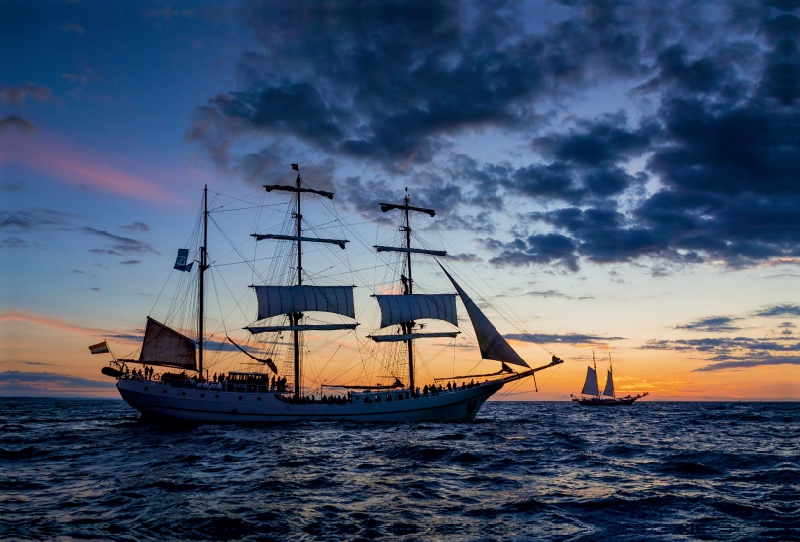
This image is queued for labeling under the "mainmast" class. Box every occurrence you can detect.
[402,189,414,392]
[251,164,354,400]
[293,170,302,399]
[198,184,208,378]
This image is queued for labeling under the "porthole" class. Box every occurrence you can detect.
[238,396,243,400]
[163,390,167,394]
[144,387,148,391]
[201,393,205,397]
[257,397,262,401]
[181,392,186,396]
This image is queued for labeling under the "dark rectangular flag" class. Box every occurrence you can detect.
[89,341,110,354]
[174,248,193,272]
[291,163,299,171]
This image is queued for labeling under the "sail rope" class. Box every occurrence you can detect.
[203,185,563,390]
[208,214,266,283]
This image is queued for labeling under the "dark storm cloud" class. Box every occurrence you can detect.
[507,332,625,344]
[504,112,658,205]
[331,170,498,232]
[485,233,579,271]
[636,44,732,95]
[189,0,649,169]
[82,227,159,256]
[675,315,742,332]
[759,11,800,105]
[191,0,800,272]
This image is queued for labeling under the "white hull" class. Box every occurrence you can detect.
[115,378,503,423]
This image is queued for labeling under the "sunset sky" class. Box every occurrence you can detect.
[2,0,799,400]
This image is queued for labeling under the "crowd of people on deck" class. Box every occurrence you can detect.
[126,366,155,380]
[283,392,351,405]
[124,364,489,401]
[419,379,480,397]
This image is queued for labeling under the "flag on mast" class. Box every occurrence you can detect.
[291,163,299,171]
[173,248,193,272]
[89,341,110,355]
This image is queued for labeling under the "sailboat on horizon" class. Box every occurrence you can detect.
[572,352,648,406]
[94,164,564,423]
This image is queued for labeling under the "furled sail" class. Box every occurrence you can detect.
[369,332,460,342]
[374,294,458,328]
[253,285,355,320]
[139,317,197,370]
[246,323,358,333]
[438,265,530,368]
[602,370,614,397]
[582,367,599,396]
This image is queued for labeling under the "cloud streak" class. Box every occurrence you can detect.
[0,310,114,337]
[0,371,115,396]
[507,332,626,346]
[81,227,159,256]
[0,132,177,202]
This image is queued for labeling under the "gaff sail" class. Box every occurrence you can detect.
[602,369,614,397]
[138,317,197,370]
[581,366,599,396]
[438,264,530,368]
[253,285,355,320]
[374,294,458,328]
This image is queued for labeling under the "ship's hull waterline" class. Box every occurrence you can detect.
[116,378,503,423]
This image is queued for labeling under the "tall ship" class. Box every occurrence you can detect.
[95,165,564,422]
[572,352,648,406]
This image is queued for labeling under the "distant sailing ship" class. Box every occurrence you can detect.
[572,352,648,406]
[94,164,564,422]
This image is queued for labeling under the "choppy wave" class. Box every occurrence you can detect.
[0,398,797,540]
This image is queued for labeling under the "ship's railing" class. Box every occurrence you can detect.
[121,373,494,396]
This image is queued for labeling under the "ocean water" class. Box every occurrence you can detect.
[0,398,797,541]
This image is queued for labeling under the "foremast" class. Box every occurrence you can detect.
[198,184,208,379]
[373,189,451,392]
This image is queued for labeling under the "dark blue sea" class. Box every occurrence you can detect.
[1,399,797,541]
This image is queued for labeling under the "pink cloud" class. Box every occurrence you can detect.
[0,310,115,336]
[0,129,180,203]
